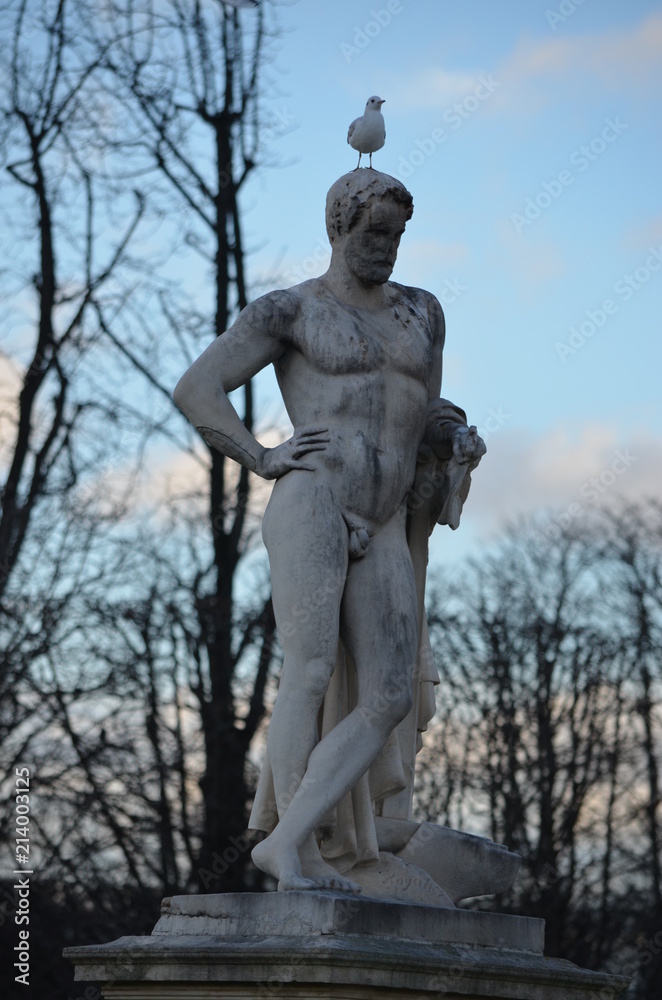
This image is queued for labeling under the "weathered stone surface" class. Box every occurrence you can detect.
[65,892,629,999]
[172,169,498,903]
[347,852,455,907]
[395,822,522,904]
[153,892,544,952]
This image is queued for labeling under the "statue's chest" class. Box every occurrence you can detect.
[294,301,432,382]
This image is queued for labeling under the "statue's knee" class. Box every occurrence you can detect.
[390,688,413,725]
[303,657,335,702]
[366,681,412,731]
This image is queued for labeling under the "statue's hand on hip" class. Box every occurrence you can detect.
[256,426,330,480]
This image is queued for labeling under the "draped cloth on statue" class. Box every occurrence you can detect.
[249,400,474,872]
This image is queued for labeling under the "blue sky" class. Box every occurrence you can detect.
[7,1,649,569]
[228,0,662,565]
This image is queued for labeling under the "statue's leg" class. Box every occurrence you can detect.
[340,508,418,729]
[261,472,348,822]
[255,473,355,891]
[253,506,418,891]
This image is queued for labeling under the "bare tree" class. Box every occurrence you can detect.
[0,0,154,760]
[83,0,286,890]
[418,502,662,992]
[596,501,662,997]
[2,0,287,899]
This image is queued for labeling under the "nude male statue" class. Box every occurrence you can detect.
[174,170,488,895]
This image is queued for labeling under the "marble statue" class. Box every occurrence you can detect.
[174,169,519,904]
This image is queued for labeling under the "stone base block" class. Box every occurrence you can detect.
[65,892,629,1000]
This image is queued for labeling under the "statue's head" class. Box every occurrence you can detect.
[325,170,413,244]
[325,171,414,286]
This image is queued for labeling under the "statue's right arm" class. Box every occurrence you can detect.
[173,291,329,480]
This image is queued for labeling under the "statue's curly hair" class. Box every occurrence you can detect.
[325,170,413,245]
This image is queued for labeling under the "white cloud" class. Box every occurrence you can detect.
[92,425,292,523]
[0,355,21,471]
[387,13,662,116]
[0,353,21,397]
[507,12,662,87]
[386,67,489,111]
[467,421,662,536]
[625,213,662,253]
[494,12,662,114]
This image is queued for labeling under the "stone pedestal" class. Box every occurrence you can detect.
[65,892,628,999]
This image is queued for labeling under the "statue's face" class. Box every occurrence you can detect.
[341,200,409,286]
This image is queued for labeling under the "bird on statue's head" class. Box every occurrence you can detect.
[347,96,386,169]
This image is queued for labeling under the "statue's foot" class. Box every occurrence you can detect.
[253,836,362,894]
[252,838,318,891]
[300,856,362,894]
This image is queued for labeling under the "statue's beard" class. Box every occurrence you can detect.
[346,254,395,287]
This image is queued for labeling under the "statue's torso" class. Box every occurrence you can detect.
[272,280,437,528]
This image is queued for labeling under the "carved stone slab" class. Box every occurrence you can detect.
[65,892,629,1000]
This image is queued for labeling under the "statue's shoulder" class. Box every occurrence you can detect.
[249,287,302,326]
[389,282,445,329]
[244,288,301,337]
[283,277,328,303]
[274,277,342,320]
[255,280,331,321]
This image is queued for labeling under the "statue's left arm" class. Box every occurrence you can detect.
[421,292,486,466]
[404,291,486,531]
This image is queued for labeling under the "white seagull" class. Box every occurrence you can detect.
[347,96,386,169]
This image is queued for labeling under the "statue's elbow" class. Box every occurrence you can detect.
[173,373,193,417]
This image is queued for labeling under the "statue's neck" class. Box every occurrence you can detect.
[322,257,389,311]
